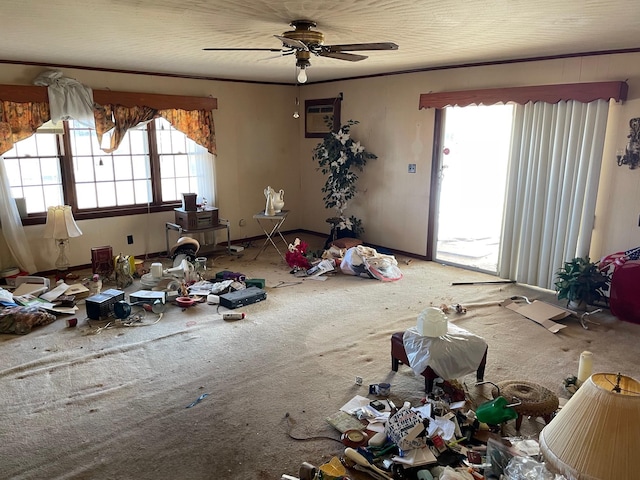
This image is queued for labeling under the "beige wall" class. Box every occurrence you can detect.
[2,53,640,272]
[299,54,640,260]
[0,65,302,271]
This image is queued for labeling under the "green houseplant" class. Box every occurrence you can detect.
[554,256,610,309]
[311,119,377,238]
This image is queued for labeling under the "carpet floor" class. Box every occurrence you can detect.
[1,233,638,480]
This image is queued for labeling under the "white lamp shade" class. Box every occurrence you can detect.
[539,373,640,480]
[43,205,82,239]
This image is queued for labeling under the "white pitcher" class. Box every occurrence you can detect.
[272,189,285,213]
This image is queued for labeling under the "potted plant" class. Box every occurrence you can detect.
[312,119,377,239]
[554,256,610,309]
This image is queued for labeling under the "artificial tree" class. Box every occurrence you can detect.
[311,119,377,239]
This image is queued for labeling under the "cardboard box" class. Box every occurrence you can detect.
[502,299,570,333]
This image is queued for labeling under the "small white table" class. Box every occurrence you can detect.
[253,210,289,260]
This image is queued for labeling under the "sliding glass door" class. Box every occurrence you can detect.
[433,104,514,273]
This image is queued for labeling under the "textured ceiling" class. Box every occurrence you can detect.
[3,0,640,84]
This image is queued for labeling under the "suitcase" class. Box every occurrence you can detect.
[219,287,266,309]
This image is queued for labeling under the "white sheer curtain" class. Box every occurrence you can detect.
[191,141,216,207]
[498,99,610,289]
[188,141,217,246]
[0,157,37,273]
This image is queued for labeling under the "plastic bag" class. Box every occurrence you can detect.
[340,245,403,281]
[439,466,475,480]
[403,324,487,379]
[504,456,566,480]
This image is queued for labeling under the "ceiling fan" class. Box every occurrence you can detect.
[203,20,399,83]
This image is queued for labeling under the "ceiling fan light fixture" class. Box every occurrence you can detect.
[203,19,399,83]
[297,66,308,84]
[296,53,310,84]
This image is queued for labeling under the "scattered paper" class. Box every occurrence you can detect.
[433,416,456,441]
[14,294,78,315]
[340,395,371,414]
[366,421,386,433]
[41,282,71,301]
[14,294,56,310]
[307,259,335,277]
[413,403,432,419]
[64,283,90,297]
[392,447,437,466]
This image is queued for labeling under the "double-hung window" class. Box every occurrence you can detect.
[4,129,63,214]
[4,117,211,224]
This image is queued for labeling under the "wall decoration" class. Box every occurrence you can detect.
[616,117,640,169]
[305,97,341,138]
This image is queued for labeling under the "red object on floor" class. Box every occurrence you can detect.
[610,260,640,324]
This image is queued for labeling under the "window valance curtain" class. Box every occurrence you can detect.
[94,104,157,153]
[0,84,217,155]
[159,108,216,156]
[419,81,628,109]
[94,104,217,154]
[0,101,50,154]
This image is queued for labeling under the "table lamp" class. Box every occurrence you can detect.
[539,373,640,480]
[43,205,83,272]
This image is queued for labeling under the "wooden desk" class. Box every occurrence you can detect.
[165,220,231,256]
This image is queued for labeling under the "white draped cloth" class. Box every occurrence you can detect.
[0,158,37,273]
[33,70,95,128]
[403,323,487,380]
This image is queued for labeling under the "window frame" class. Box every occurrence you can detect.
[18,120,182,226]
[0,83,218,226]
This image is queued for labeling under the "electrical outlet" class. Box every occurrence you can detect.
[408,163,417,173]
[127,235,134,244]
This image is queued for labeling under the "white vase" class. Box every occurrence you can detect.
[272,189,285,213]
[264,186,275,215]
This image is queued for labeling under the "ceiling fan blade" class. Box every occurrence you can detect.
[318,51,368,62]
[274,35,309,51]
[203,47,283,52]
[324,42,399,52]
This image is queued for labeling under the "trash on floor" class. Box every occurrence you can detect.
[282,378,566,480]
[501,298,569,333]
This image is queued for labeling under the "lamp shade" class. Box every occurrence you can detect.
[43,205,82,239]
[539,373,640,480]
